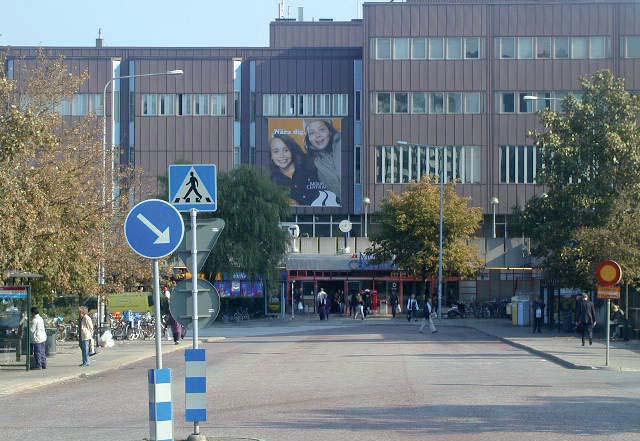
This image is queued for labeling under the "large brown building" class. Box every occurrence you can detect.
[4,0,640,315]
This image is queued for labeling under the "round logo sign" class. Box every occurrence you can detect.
[339,220,352,233]
[595,260,622,286]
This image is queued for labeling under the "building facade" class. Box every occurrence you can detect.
[4,0,640,314]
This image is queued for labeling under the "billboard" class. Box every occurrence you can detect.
[267,118,342,207]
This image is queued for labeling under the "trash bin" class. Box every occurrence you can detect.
[45,328,57,357]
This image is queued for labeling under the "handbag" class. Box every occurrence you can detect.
[396,304,401,313]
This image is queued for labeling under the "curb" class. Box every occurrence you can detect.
[1,338,225,396]
[455,323,638,371]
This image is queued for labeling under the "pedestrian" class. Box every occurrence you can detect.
[30,307,47,370]
[364,289,372,318]
[389,292,399,318]
[354,292,365,320]
[576,293,596,346]
[349,293,357,318]
[79,306,94,367]
[532,297,545,333]
[317,287,327,320]
[168,312,183,345]
[419,298,437,334]
[407,294,418,322]
[611,304,626,340]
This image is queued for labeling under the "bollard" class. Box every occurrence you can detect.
[185,348,207,425]
[148,368,173,441]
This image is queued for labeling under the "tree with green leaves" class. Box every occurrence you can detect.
[202,165,290,286]
[0,52,150,302]
[367,176,482,299]
[521,70,640,288]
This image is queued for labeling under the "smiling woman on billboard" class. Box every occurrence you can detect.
[304,119,341,197]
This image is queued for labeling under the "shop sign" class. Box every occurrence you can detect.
[596,285,620,300]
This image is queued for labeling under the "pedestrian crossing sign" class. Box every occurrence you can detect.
[169,164,217,212]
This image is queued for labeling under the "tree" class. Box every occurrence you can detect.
[367,177,482,299]
[522,70,640,288]
[202,165,290,286]
[0,51,149,302]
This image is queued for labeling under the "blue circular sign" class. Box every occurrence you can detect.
[124,199,185,259]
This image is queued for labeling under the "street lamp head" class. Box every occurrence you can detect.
[167,69,184,75]
[363,197,371,205]
[490,196,499,205]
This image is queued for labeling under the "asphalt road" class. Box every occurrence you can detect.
[2,322,639,441]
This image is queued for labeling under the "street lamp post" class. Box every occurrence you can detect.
[490,197,499,239]
[362,196,371,237]
[397,141,445,318]
[98,69,183,325]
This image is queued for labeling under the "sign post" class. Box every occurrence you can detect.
[595,260,622,367]
[169,164,218,441]
[124,199,184,441]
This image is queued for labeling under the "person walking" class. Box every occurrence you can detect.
[389,292,399,318]
[419,298,437,334]
[168,312,183,345]
[79,306,94,367]
[349,293,357,318]
[354,292,365,320]
[532,297,545,333]
[576,293,596,346]
[407,294,418,322]
[30,307,47,370]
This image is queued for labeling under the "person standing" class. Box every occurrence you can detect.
[389,292,399,318]
[79,306,94,367]
[317,287,327,320]
[30,307,47,370]
[576,293,596,346]
[419,298,437,334]
[349,293,357,318]
[407,294,418,322]
[532,297,545,333]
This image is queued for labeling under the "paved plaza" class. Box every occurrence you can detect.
[1,318,639,441]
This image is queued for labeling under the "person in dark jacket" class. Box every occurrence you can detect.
[532,298,545,333]
[389,293,399,318]
[576,293,596,346]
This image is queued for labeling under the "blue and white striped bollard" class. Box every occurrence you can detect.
[148,368,173,441]
[185,348,207,422]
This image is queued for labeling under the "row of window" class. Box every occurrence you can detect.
[282,214,363,238]
[496,36,610,60]
[262,94,349,117]
[55,94,104,116]
[495,91,581,113]
[372,35,626,60]
[375,91,483,114]
[499,145,540,184]
[372,37,484,60]
[375,145,481,184]
[141,93,227,116]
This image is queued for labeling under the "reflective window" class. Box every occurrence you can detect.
[394,92,409,113]
[447,38,463,60]
[394,38,410,59]
[411,38,427,59]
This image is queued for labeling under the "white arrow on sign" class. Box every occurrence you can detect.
[136,213,170,244]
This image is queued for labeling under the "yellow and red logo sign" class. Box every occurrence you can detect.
[595,260,622,286]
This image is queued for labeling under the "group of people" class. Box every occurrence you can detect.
[405,294,438,334]
[29,306,94,370]
[269,119,341,207]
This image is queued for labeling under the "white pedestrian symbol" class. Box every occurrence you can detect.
[172,167,213,205]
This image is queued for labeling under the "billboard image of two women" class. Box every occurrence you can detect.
[268,118,342,207]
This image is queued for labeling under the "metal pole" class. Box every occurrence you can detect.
[291,281,295,319]
[153,259,162,369]
[492,203,496,239]
[364,204,368,238]
[437,150,444,319]
[605,298,610,366]
[190,208,199,436]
